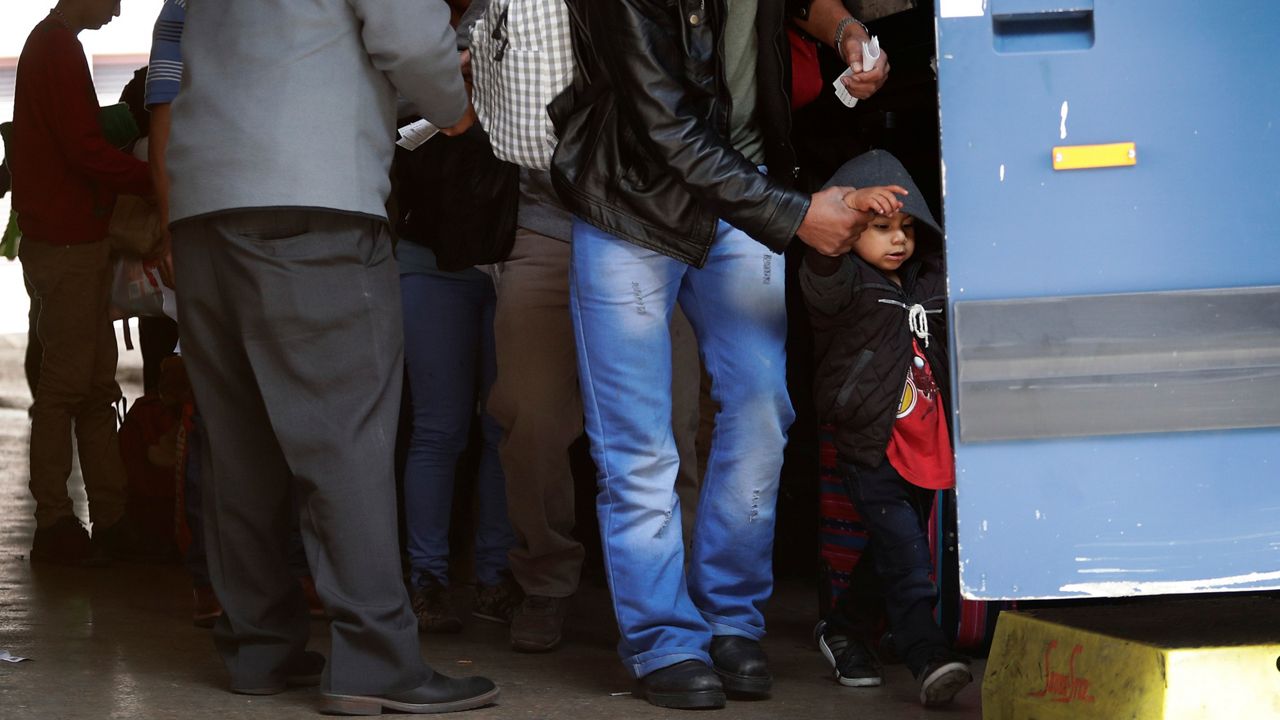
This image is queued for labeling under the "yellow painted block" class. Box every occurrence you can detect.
[1052,142,1137,170]
[983,609,1280,719]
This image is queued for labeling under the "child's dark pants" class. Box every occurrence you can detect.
[840,456,949,677]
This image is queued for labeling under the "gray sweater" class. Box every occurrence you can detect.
[168,0,468,223]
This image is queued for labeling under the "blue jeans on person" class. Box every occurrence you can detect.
[400,269,512,588]
[840,455,947,677]
[569,218,795,678]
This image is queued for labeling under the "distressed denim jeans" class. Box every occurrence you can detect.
[570,218,795,678]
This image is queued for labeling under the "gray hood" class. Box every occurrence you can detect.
[823,149,941,236]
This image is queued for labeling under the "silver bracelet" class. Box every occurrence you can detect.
[834,16,871,64]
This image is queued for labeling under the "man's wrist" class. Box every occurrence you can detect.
[834,16,870,64]
[804,248,845,276]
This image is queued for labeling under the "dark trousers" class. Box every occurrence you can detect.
[840,456,948,676]
[182,411,311,588]
[24,273,41,400]
[173,209,428,695]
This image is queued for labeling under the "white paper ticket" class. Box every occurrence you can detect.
[834,35,882,109]
[395,119,440,151]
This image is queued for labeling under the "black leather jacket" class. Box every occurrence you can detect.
[801,251,950,468]
[550,0,814,267]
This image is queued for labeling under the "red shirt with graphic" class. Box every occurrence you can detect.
[885,339,955,490]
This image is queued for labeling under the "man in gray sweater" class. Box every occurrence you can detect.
[166,1,497,713]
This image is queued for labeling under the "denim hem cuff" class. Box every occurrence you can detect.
[701,613,765,641]
[627,649,712,680]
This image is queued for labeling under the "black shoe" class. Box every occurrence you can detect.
[709,636,771,699]
[814,620,882,687]
[410,576,463,634]
[91,516,171,563]
[638,660,726,710]
[877,629,902,664]
[232,650,326,695]
[321,671,499,715]
[30,516,93,566]
[917,650,972,707]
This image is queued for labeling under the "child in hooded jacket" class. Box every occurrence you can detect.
[800,150,972,707]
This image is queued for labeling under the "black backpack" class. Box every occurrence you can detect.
[391,123,519,272]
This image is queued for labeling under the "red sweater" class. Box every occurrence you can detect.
[10,17,151,246]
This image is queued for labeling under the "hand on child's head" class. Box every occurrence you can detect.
[842,185,908,216]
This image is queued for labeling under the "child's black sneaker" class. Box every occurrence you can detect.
[814,620,883,687]
[916,650,972,707]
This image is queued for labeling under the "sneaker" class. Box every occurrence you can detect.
[917,650,973,707]
[193,584,224,628]
[30,516,92,566]
[473,572,524,624]
[410,576,462,634]
[877,629,901,664]
[815,620,883,687]
[510,595,569,652]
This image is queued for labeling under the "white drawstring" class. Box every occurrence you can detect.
[878,299,939,348]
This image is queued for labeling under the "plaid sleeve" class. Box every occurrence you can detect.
[145,0,186,108]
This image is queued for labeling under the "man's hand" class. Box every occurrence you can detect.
[792,1,892,101]
[441,103,477,137]
[842,185,907,216]
[840,43,890,101]
[797,186,874,257]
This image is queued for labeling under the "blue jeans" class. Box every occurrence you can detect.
[841,456,947,676]
[570,218,795,678]
[400,269,513,587]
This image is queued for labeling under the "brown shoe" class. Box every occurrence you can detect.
[411,576,463,634]
[192,585,223,628]
[473,571,524,625]
[30,516,92,566]
[510,595,570,652]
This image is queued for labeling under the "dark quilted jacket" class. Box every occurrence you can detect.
[801,251,950,468]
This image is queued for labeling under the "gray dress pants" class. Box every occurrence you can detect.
[172,209,427,695]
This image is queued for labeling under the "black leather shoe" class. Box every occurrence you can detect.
[232,650,326,695]
[321,671,499,715]
[638,660,726,710]
[709,636,772,698]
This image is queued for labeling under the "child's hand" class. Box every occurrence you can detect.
[842,185,907,215]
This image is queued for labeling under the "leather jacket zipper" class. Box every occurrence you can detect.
[711,0,731,138]
[772,1,796,178]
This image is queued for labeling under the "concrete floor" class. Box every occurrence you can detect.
[0,329,983,719]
